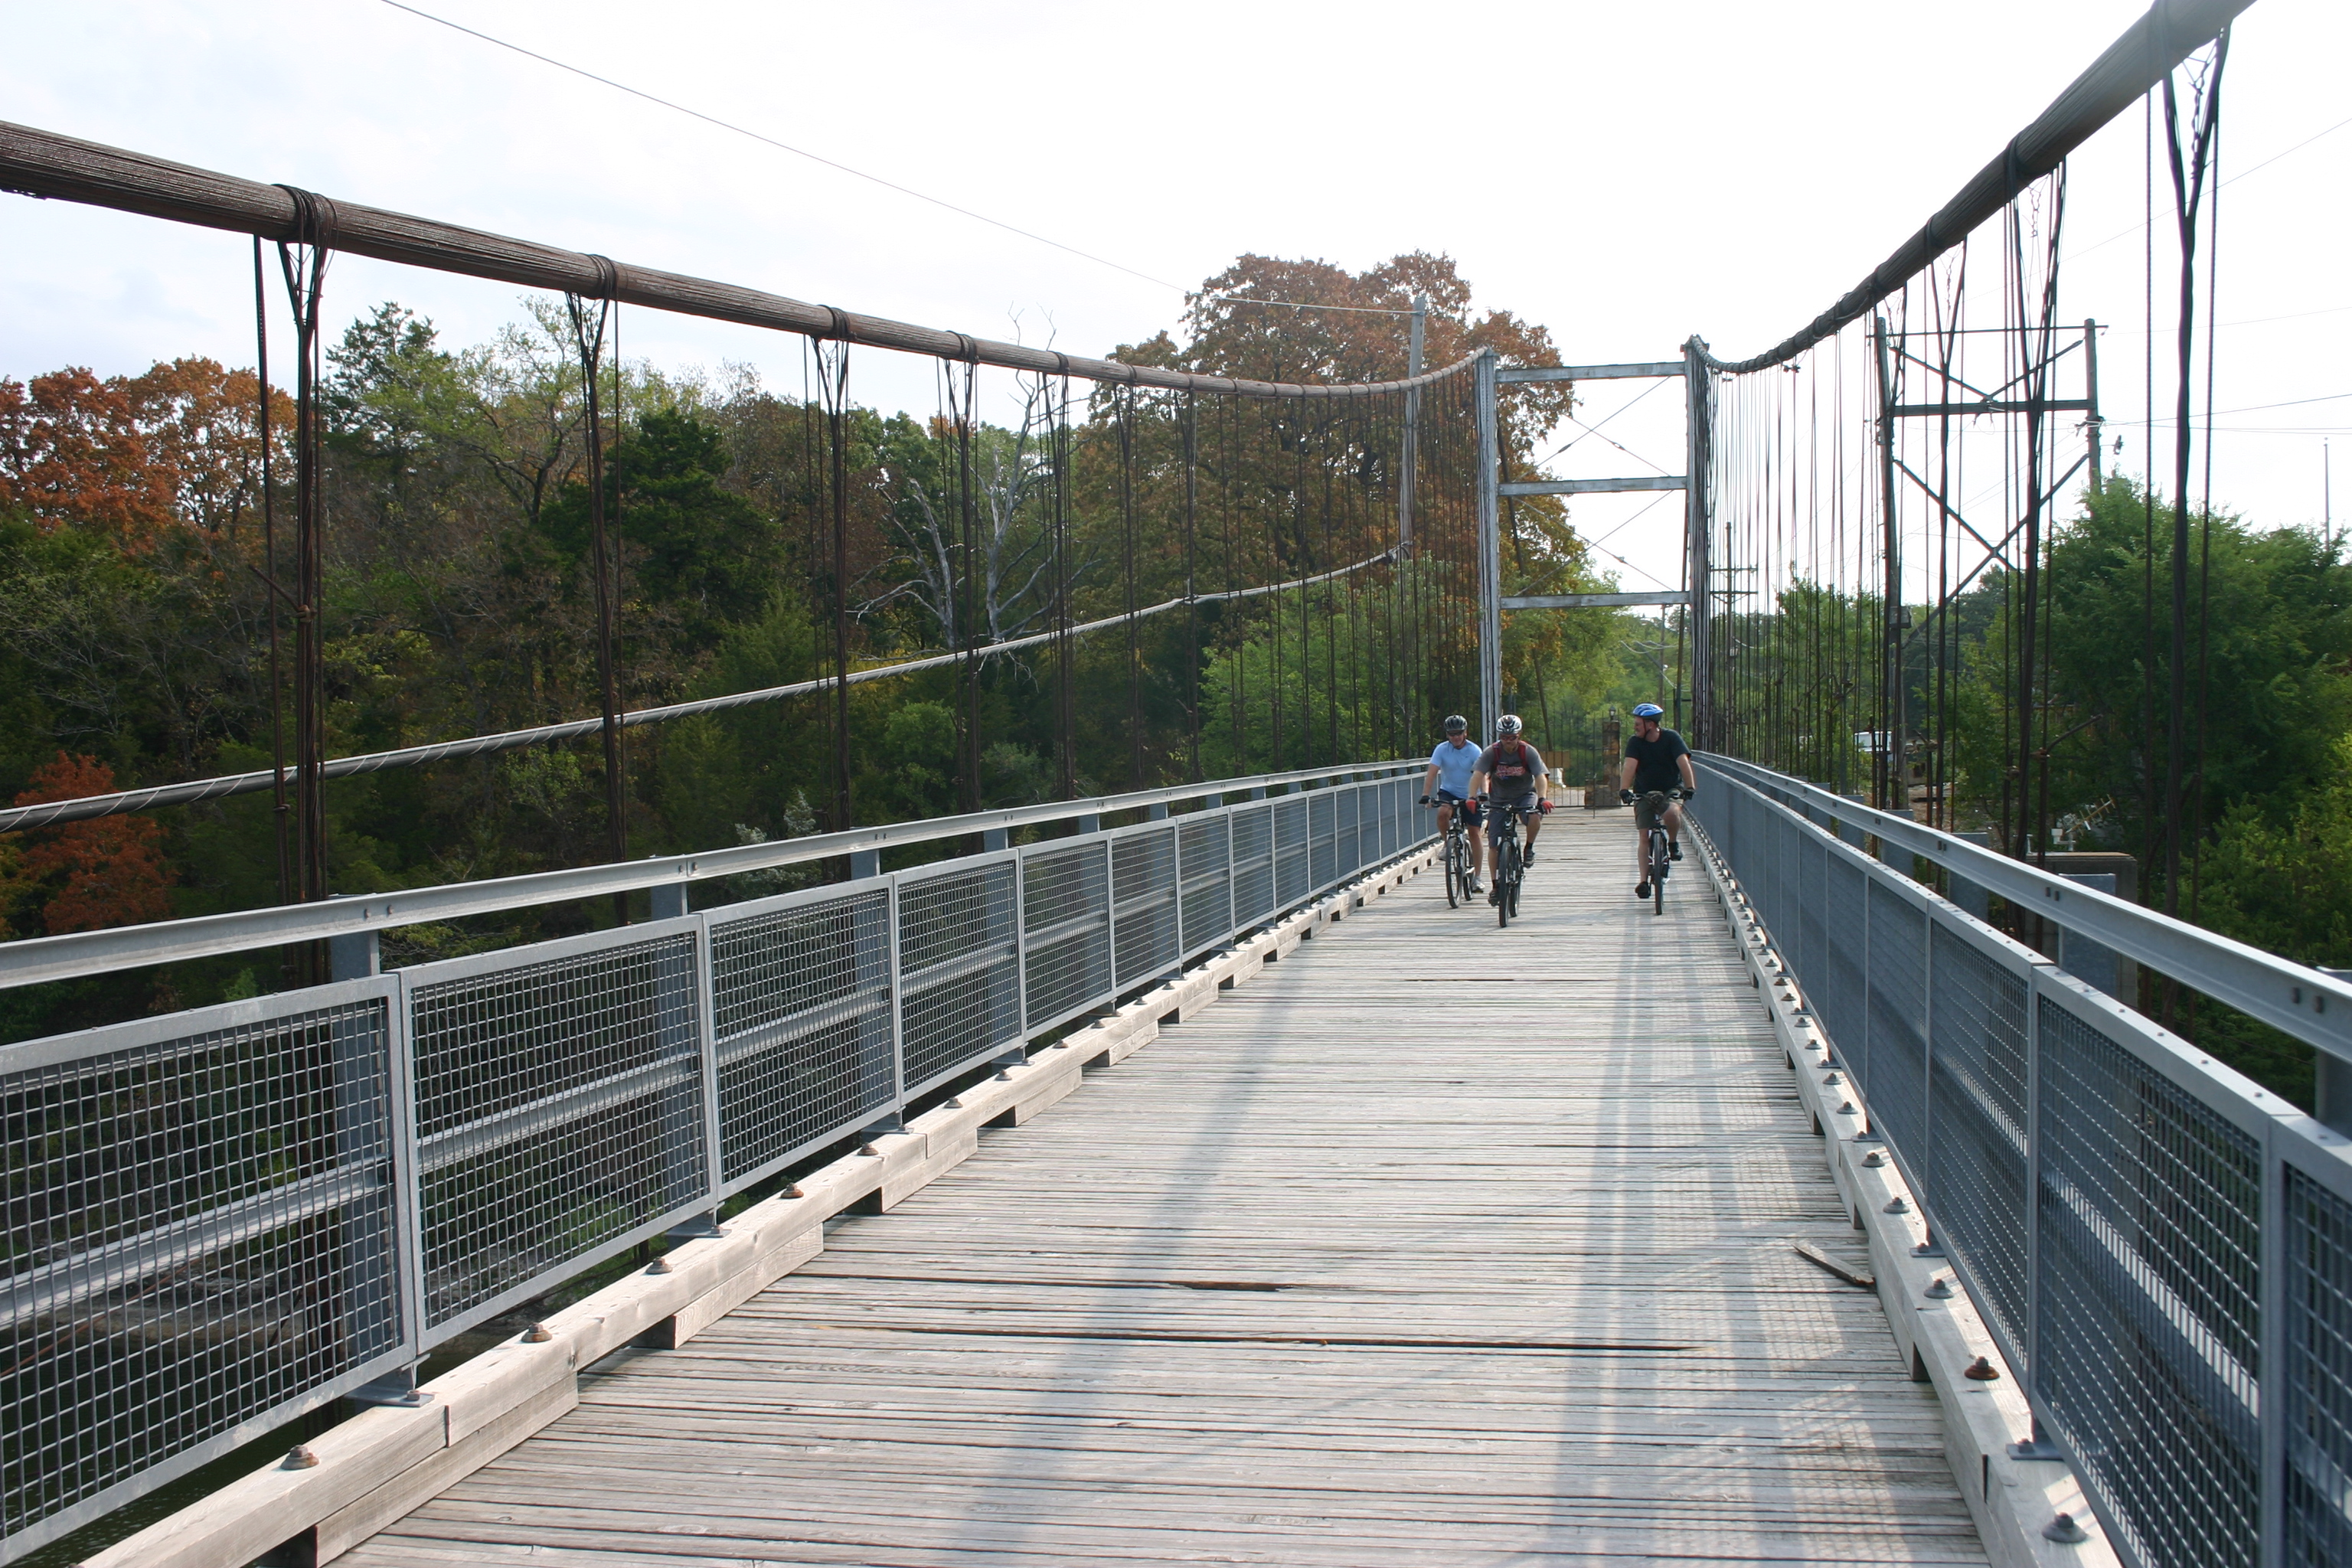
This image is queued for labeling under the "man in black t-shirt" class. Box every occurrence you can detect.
[1618,702,1695,897]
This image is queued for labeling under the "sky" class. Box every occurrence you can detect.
[4,0,2347,595]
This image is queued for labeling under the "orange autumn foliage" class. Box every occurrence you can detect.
[2,754,175,936]
[0,358,291,553]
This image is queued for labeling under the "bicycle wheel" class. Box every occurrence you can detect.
[1443,831,1460,907]
[1651,834,1666,916]
[1497,841,1517,927]
[1506,867,1521,920]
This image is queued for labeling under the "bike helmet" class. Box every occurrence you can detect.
[1495,714,1523,735]
[1632,703,1664,720]
[1442,714,1468,734]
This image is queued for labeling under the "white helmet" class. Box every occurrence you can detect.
[1495,714,1523,736]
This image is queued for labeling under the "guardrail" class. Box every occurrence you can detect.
[1690,754,2352,1568]
[0,767,1429,1557]
[0,760,1419,989]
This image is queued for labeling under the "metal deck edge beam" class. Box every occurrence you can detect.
[0,119,1472,401]
[1500,475,1686,496]
[1698,752,2352,1065]
[0,763,1414,989]
[1496,361,1685,384]
[1698,0,2256,374]
[1499,591,1690,609]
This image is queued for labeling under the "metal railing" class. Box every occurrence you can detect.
[0,766,1428,1557]
[1690,755,2352,1568]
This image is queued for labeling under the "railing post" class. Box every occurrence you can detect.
[2259,1117,2287,1568]
[335,966,415,1408]
[854,858,896,1133]
[671,907,724,1239]
[328,928,379,983]
[875,874,905,1132]
[2318,969,2352,1135]
[2014,965,2060,1460]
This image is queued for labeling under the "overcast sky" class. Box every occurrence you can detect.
[5,0,2346,592]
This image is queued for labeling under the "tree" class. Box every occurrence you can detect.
[544,407,782,655]
[1,753,174,936]
[1949,480,2352,878]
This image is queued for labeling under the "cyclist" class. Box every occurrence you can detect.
[1618,701,1696,899]
[1471,714,1547,895]
[1419,714,1485,894]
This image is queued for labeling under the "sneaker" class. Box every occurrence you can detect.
[1489,884,1503,906]
[1635,881,1651,900]
[1524,848,1536,865]
[1668,841,1683,861]
[1465,875,1483,894]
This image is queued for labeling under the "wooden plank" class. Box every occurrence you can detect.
[339,818,1984,1566]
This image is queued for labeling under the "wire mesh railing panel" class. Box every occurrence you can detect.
[1759,804,1787,949]
[1309,792,1338,891]
[1334,787,1360,884]
[1020,839,1112,1036]
[1112,825,1181,989]
[2282,1161,2352,1568]
[1178,815,1234,958]
[1231,803,1276,929]
[2034,981,2262,1568]
[708,888,893,1184]
[1863,882,1929,1158]
[407,928,709,1334]
[1818,852,1870,1078]
[898,861,1021,1096]
[1926,916,2034,1372]
[0,988,405,1555]
[1796,833,1826,1010]
[1274,797,1310,908]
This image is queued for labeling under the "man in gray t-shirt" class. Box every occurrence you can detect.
[1469,714,1547,879]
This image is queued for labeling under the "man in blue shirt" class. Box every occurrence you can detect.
[1419,714,1485,894]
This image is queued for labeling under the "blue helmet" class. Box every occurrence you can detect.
[1632,703,1664,720]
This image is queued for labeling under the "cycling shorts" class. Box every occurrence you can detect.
[1487,792,1540,818]
[1635,794,1678,834]
[1436,789,1481,827]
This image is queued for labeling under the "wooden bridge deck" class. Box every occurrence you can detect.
[345,813,1984,1566]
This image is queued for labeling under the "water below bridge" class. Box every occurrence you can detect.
[342,813,1981,1566]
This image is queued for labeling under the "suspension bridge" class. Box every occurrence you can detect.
[4,2,2347,1566]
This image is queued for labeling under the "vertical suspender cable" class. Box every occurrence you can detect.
[253,237,291,912]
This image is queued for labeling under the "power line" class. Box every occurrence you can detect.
[2067,107,2352,262]
[381,0,1192,293]
[381,0,1423,322]
[2102,387,2352,425]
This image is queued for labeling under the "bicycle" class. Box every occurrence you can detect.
[1484,797,1546,927]
[1426,795,1476,908]
[1638,788,1687,917]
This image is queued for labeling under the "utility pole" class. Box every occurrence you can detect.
[1872,316,1903,812]
[2083,319,2104,496]
[1398,292,1426,552]
[1684,337,1712,748]
[1474,351,1502,735]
